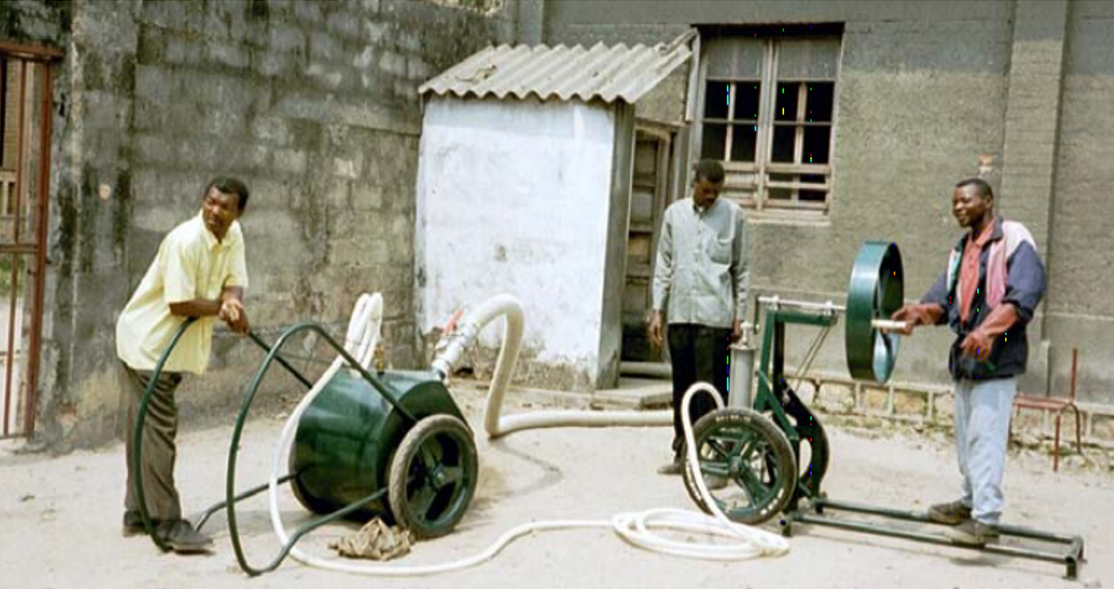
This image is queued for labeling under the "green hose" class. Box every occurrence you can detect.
[131,317,197,552]
[132,320,314,552]
[225,321,415,576]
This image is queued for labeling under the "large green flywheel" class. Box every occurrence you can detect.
[845,241,904,383]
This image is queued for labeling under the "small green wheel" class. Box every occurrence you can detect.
[682,408,797,525]
[388,414,478,538]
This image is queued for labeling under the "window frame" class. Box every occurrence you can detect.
[693,27,843,214]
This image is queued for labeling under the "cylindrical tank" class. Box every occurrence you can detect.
[289,368,467,519]
[729,343,755,410]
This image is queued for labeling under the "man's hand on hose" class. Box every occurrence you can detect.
[219,298,250,335]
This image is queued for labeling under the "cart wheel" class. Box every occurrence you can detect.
[682,408,797,525]
[388,414,478,538]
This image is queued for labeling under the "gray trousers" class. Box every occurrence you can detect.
[124,365,184,521]
[953,377,1017,524]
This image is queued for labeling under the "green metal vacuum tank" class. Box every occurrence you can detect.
[288,367,477,538]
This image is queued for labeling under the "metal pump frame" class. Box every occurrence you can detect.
[747,300,1085,580]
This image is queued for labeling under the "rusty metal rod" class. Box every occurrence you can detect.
[2,60,28,437]
[25,61,52,437]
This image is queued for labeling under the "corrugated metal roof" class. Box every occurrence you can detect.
[419,33,695,104]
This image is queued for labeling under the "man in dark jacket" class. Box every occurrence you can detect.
[893,178,1046,545]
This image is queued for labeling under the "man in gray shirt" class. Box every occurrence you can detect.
[649,159,749,475]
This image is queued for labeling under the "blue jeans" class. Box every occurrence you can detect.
[953,377,1017,524]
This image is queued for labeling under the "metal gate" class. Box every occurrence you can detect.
[0,41,60,438]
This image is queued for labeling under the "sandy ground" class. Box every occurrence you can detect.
[1,382,1110,589]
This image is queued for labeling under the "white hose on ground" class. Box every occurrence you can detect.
[266,294,788,576]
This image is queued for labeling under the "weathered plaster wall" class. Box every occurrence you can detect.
[1,0,512,449]
[415,97,616,391]
[1048,0,1114,404]
[541,1,1114,404]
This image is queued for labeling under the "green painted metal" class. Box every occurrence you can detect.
[684,408,796,524]
[195,472,298,531]
[132,317,198,552]
[686,241,1084,576]
[751,309,837,507]
[290,368,466,518]
[754,309,838,442]
[132,319,313,554]
[686,305,838,519]
[225,321,471,576]
[784,498,1086,579]
[690,244,905,522]
[134,315,473,576]
[845,241,904,383]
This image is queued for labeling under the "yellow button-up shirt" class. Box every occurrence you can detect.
[116,213,249,374]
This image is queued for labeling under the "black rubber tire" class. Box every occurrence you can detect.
[388,415,478,539]
[682,408,797,525]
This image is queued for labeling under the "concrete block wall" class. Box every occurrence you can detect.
[1,0,513,449]
[796,370,1114,454]
[46,0,143,450]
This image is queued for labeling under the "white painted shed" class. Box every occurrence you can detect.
[415,37,693,391]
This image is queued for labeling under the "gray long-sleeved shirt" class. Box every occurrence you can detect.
[651,197,749,328]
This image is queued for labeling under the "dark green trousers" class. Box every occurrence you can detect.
[123,365,184,521]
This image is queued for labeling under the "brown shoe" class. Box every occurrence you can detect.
[157,520,214,554]
[122,511,161,537]
[947,519,1000,545]
[927,500,972,525]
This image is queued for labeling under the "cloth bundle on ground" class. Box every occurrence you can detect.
[329,517,412,560]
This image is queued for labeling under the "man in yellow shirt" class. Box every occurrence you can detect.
[115,177,251,554]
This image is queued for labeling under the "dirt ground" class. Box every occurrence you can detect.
[2,381,1110,589]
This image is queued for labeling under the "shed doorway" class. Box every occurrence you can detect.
[621,122,676,365]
